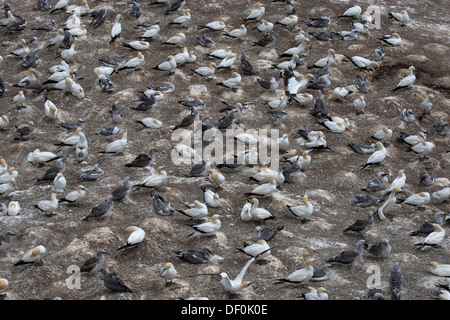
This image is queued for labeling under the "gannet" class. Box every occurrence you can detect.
[0,231,15,252]
[27,149,59,165]
[203,189,221,208]
[80,249,107,274]
[79,163,102,181]
[198,20,226,31]
[343,211,375,237]
[352,95,366,114]
[276,14,298,27]
[275,258,316,284]
[187,214,222,238]
[429,262,450,277]
[389,10,410,26]
[327,240,365,265]
[410,212,445,236]
[52,172,66,193]
[160,263,177,283]
[174,246,213,264]
[301,287,329,300]
[380,33,402,46]
[177,200,208,219]
[60,185,87,204]
[377,187,402,220]
[82,195,114,221]
[162,32,186,45]
[164,0,186,15]
[97,268,133,293]
[236,239,271,259]
[224,24,247,40]
[389,262,403,300]
[310,49,335,68]
[152,55,177,73]
[385,169,406,193]
[243,3,265,24]
[364,238,391,259]
[117,226,145,251]
[244,175,277,197]
[391,66,415,93]
[409,141,435,156]
[372,126,392,141]
[286,193,313,222]
[256,19,274,33]
[7,201,20,216]
[152,194,174,216]
[361,142,387,169]
[346,55,380,69]
[99,132,127,154]
[400,192,430,206]
[14,245,47,266]
[432,187,450,203]
[338,5,362,18]
[415,224,445,249]
[249,198,275,220]
[118,52,145,71]
[217,72,241,89]
[122,40,150,51]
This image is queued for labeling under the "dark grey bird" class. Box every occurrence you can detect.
[90,7,107,29]
[96,126,120,137]
[252,30,275,47]
[97,268,133,293]
[32,19,57,32]
[197,35,214,47]
[257,76,278,90]
[152,194,174,216]
[37,0,52,11]
[178,98,205,111]
[22,50,39,69]
[327,240,365,265]
[303,16,330,28]
[364,238,391,259]
[110,177,132,202]
[99,56,125,67]
[14,121,35,139]
[281,165,301,183]
[148,0,168,6]
[372,47,385,61]
[351,194,380,207]
[79,164,103,181]
[389,262,403,300]
[129,0,142,19]
[362,172,388,191]
[309,90,330,117]
[8,15,26,33]
[420,171,435,186]
[174,246,213,264]
[132,94,159,111]
[349,143,376,155]
[311,263,332,282]
[409,212,445,236]
[240,53,254,75]
[307,67,330,90]
[0,230,15,253]
[97,75,114,93]
[356,75,370,93]
[343,211,375,236]
[186,159,210,177]
[59,118,85,131]
[82,195,114,221]
[36,158,65,183]
[368,288,384,300]
[61,30,74,49]
[400,108,415,123]
[434,121,449,136]
[149,82,175,93]
[338,29,358,41]
[0,203,7,215]
[80,249,107,274]
[0,73,4,97]
[172,110,199,131]
[270,110,287,125]
[125,148,154,168]
[308,30,336,41]
[253,225,284,241]
[164,0,185,15]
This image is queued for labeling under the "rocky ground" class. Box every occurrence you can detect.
[0,0,448,301]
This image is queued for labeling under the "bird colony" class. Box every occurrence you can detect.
[0,0,448,301]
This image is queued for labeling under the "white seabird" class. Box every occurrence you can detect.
[243,3,265,23]
[177,200,208,220]
[14,245,47,266]
[99,132,127,154]
[60,185,87,204]
[160,262,177,283]
[377,187,402,220]
[117,226,146,251]
[275,258,316,284]
[35,193,59,216]
[286,193,313,222]
[249,198,275,221]
[391,66,415,93]
[187,214,222,238]
[110,14,122,42]
[415,224,445,250]
[372,126,392,141]
[236,239,271,259]
[361,142,387,169]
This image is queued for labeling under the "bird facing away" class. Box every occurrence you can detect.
[389,262,403,300]
[97,268,133,293]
